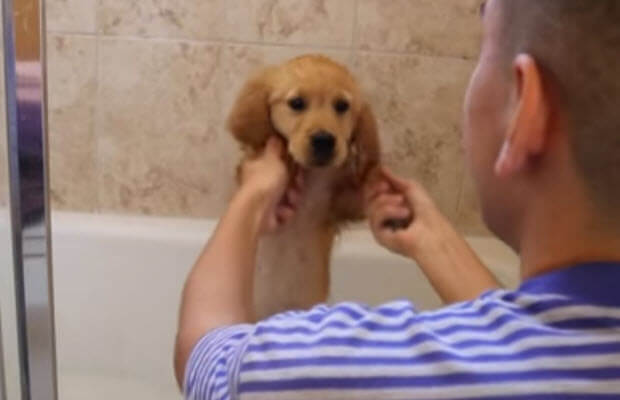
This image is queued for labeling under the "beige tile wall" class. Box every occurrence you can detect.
[40,0,488,233]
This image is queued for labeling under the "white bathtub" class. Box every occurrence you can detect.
[0,211,520,399]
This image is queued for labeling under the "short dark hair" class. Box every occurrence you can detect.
[498,0,620,220]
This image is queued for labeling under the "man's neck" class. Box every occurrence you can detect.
[519,196,620,281]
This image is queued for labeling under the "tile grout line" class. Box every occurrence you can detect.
[93,4,103,214]
[351,0,360,60]
[44,30,477,63]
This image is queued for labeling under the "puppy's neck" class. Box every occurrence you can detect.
[253,168,339,320]
[296,168,340,221]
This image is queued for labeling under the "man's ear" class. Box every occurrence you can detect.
[496,54,550,177]
[227,67,278,150]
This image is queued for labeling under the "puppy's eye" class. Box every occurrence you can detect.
[334,99,350,114]
[288,97,307,112]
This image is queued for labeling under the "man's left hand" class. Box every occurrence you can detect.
[238,136,304,234]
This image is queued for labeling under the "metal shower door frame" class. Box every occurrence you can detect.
[2,0,58,398]
[0,313,5,400]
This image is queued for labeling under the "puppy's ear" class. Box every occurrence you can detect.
[227,67,277,150]
[330,102,381,223]
[351,102,381,183]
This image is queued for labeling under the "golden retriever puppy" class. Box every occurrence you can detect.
[228,55,380,319]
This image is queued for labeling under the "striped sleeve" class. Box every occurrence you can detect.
[184,325,254,400]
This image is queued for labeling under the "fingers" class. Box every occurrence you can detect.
[368,192,412,230]
[368,193,406,217]
[272,180,304,230]
[286,169,305,207]
[285,185,302,208]
[263,136,285,159]
[375,202,412,223]
[294,170,304,189]
[381,167,435,211]
[370,205,411,230]
[369,205,411,253]
[364,179,391,204]
[382,218,412,231]
[242,136,285,175]
[380,167,412,192]
[364,169,395,206]
[271,201,298,231]
[264,214,279,233]
[276,205,296,224]
[364,168,415,206]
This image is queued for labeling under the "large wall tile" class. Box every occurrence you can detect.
[98,0,355,47]
[47,34,98,211]
[96,38,229,217]
[47,0,97,33]
[224,0,355,47]
[97,0,221,39]
[353,52,475,220]
[217,45,352,117]
[357,0,482,59]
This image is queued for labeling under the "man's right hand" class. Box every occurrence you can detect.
[365,168,448,259]
[364,167,500,303]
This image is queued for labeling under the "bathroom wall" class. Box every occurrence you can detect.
[4,0,488,233]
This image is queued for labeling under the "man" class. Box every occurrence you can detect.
[175,0,620,398]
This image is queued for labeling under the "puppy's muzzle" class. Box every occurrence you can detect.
[310,131,335,166]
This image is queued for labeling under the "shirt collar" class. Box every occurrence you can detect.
[519,262,620,306]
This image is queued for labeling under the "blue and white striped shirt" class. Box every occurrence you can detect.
[184,263,620,399]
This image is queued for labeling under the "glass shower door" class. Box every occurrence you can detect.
[0,2,19,398]
[1,107,19,400]
[1,44,10,399]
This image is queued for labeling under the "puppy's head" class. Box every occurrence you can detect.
[228,55,379,173]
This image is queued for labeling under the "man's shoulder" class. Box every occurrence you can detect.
[256,289,565,329]
[250,290,550,344]
[235,289,620,399]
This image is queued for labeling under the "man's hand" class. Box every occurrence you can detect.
[365,168,500,304]
[365,168,447,259]
[238,137,303,234]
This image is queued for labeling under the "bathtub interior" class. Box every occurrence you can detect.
[0,211,520,399]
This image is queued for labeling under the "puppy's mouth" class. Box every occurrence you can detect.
[303,150,339,169]
[278,132,341,170]
[287,151,334,170]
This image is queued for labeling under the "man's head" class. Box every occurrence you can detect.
[463,0,620,249]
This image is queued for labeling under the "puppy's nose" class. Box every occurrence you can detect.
[311,131,336,165]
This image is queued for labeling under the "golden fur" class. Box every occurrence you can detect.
[228,55,380,319]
